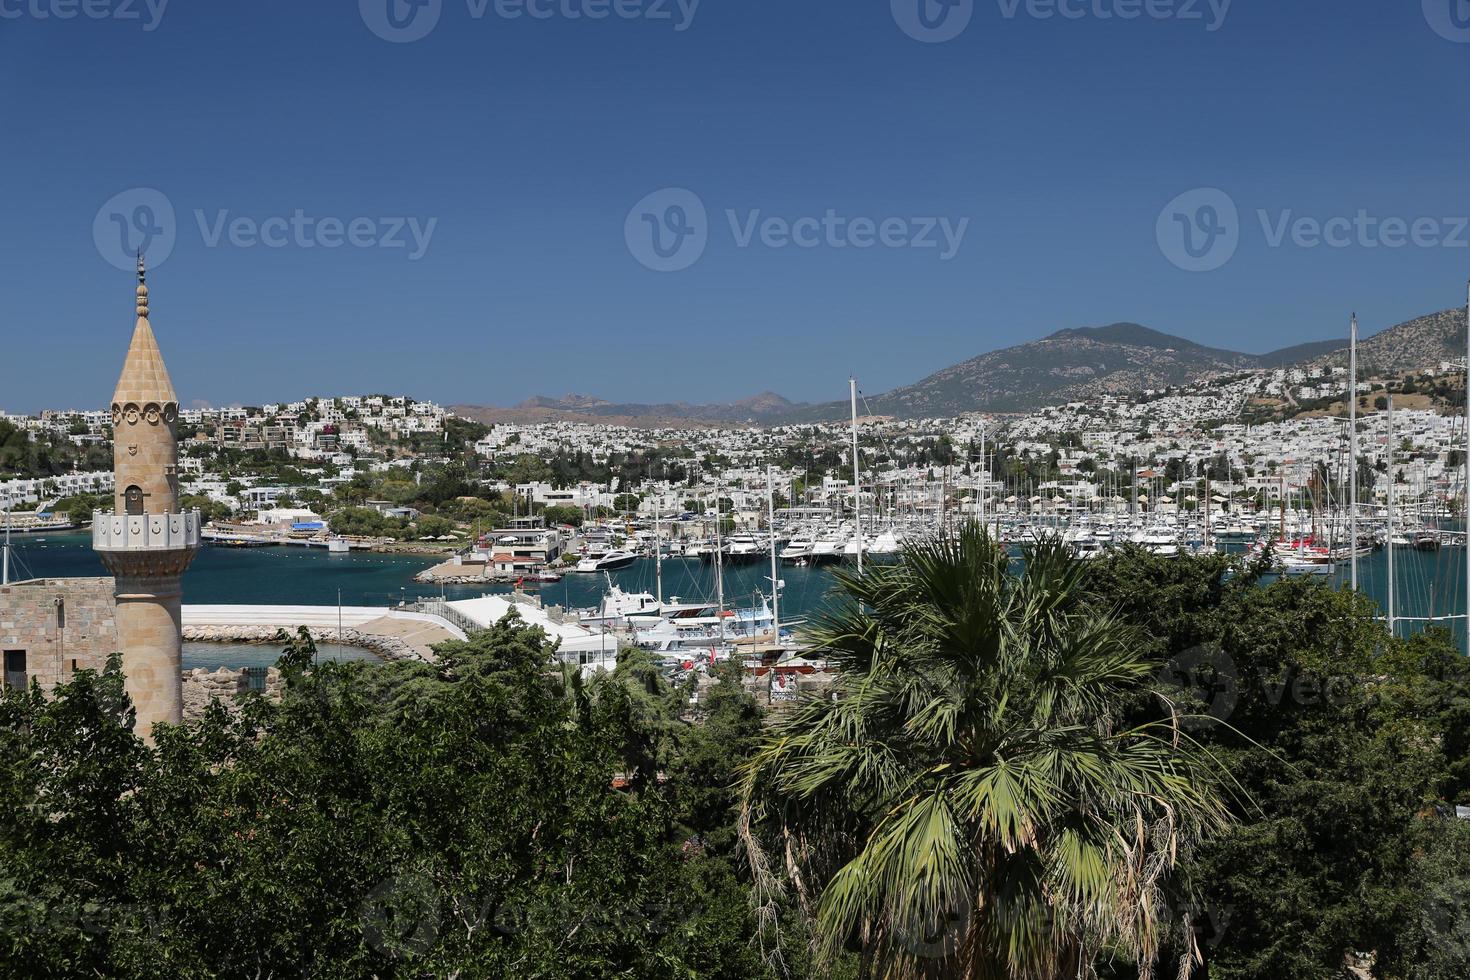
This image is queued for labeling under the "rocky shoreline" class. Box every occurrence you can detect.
[182,624,430,664]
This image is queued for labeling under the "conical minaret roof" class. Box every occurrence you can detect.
[112,253,177,405]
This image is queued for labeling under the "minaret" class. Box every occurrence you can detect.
[93,255,200,739]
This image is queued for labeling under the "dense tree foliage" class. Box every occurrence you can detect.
[6,533,1470,978]
[0,419,110,481]
[0,619,781,978]
[1088,546,1470,980]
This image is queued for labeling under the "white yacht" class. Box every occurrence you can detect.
[572,550,638,573]
[779,536,814,563]
[724,534,765,563]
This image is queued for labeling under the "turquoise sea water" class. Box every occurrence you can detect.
[2,533,840,615]
[7,532,1468,653]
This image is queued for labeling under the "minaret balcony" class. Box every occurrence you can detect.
[93,510,202,554]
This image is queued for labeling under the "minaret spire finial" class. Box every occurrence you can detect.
[135,251,150,320]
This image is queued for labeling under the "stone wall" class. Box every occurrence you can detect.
[182,666,284,720]
[181,624,426,663]
[0,578,120,691]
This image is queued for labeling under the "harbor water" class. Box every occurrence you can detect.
[5,532,1468,655]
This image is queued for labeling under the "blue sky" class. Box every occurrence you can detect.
[2,0,1469,412]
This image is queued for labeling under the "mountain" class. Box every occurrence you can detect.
[454,309,1466,426]
[791,310,1463,418]
[518,391,802,422]
[1254,338,1349,367]
[452,391,808,428]
[1349,308,1466,374]
[794,322,1259,418]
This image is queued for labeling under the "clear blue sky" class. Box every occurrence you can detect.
[2,0,1469,413]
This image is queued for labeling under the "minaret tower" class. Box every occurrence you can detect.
[92,255,200,738]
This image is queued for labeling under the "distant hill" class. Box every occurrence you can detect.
[1254,338,1349,368]
[787,311,1463,419]
[452,391,808,428]
[789,322,1262,419]
[454,310,1466,426]
[1348,308,1466,374]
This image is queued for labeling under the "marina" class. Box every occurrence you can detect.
[8,523,1470,654]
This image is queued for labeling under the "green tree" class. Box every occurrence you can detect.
[543,504,584,528]
[0,616,775,978]
[742,527,1228,979]
[1086,547,1470,979]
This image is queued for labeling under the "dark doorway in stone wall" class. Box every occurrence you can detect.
[125,485,144,516]
[3,651,26,692]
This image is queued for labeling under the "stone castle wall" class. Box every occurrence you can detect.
[0,578,121,691]
[182,666,284,720]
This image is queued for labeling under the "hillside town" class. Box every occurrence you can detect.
[5,352,1467,564]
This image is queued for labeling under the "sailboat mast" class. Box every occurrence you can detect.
[850,377,863,574]
[1464,281,1469,649]
[2,509,10,587]
[714,478,725,641]
[1349,313,1359,592]
[655,502,662,606]
[978,423,987,532]
[767,463,779,644]
[1388,394,1396,637]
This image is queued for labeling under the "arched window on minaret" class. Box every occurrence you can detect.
[124,485,144,516]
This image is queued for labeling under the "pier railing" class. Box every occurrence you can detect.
[417,599,483,636]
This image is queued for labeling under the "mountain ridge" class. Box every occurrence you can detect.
[456,309,1464,425]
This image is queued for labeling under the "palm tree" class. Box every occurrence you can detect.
[740,524,1228,980]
